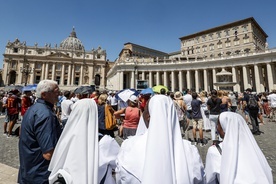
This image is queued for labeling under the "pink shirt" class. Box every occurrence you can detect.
[123,107,140,129]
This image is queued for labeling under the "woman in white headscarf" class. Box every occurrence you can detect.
[48,98,120,184]
[205,111,273,184]
[116,95,205,184]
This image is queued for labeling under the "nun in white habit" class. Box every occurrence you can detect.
[116,95,205,184]
[205,112,273,184]
[48,99,120,184]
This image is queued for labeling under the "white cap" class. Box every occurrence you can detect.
[128,95,138,103]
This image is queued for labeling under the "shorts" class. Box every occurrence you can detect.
[192,119,203,129]
[8,114,19,122]
[186,110,193,120]
[244,110,249,116]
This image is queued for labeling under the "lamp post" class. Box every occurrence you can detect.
[20,63,33,86]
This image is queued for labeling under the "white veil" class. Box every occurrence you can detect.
[48,99,99,184]
[219,112,273,184]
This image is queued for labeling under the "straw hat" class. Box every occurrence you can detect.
[174,91,183,100]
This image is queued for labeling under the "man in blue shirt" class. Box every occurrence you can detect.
[18,80,62,184]
[191,92,204,146]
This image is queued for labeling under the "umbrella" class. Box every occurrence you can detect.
[115,89,139,102]
[4,85,24,92]
[74,85,95,95]
[152,85,169,94]
[22,84,37,92]
[140,87,154,95]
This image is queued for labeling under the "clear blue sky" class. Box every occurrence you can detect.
[1,0,276,68]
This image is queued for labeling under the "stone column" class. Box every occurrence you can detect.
[68,64,71,85]
[80,65,84,85]
[119,71,124,90]
[18,62,24,84]
[195,70,199,92]
[212,68,217,90]
[41,63,45,80]
[164,71,168,87]
[100,66,106,88]
[242,66,249,89]
[232,67,239,92]
[29,63,35,84]
[254,65,263,93]
[171,71,175,92]
[142,71,145,80]
[45,63,49,79]
[3,60,9,84]
[149,71,153,88]
[71,64,75,85]
[51,64,56,81]
[203,69,208,92]
[60,64,65,85]
[90,64,95,85]
[266,63,274,92]
[179,70,183,92]
[187,70,191,90]
[156,71,160,85]
[131,71,135,88]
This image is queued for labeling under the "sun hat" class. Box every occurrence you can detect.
[128,95,138,103]
[174,91,183,100]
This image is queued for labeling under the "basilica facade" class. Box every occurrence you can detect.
[2,28,112,90]
[107,17,276,93]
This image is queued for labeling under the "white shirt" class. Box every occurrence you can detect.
[60,99,73,121]
[183,94,193,110]
[267,93,276,108]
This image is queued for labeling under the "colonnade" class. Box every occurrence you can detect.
[5,60,106,88]
[117,62,276,93]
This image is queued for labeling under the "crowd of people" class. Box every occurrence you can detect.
[1,79,275,183]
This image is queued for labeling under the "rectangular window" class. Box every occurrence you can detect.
[244,38,250,43]
[225,30,230,37]
[209,34,213,40]
[209,45,214,51]
[196,47,200,53]
[234,40,240,45]
[242,25,248,32]
[217,32,221,38]
[217,44,222,49]
[226,42,231,47]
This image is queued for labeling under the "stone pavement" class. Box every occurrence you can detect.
[0,113,275,183]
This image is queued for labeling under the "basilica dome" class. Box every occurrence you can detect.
[60,28,85,51]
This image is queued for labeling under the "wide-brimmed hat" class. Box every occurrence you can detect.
[174,91,183,100]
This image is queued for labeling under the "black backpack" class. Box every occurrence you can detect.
[247,95,258,110]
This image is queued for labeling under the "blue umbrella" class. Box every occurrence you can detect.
[140,87,154,95]
[22,84,37,92]
[4,85,24,92]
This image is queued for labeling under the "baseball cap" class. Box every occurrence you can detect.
[128,95,138,103]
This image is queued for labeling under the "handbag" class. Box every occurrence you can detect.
[105,104,117,130]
